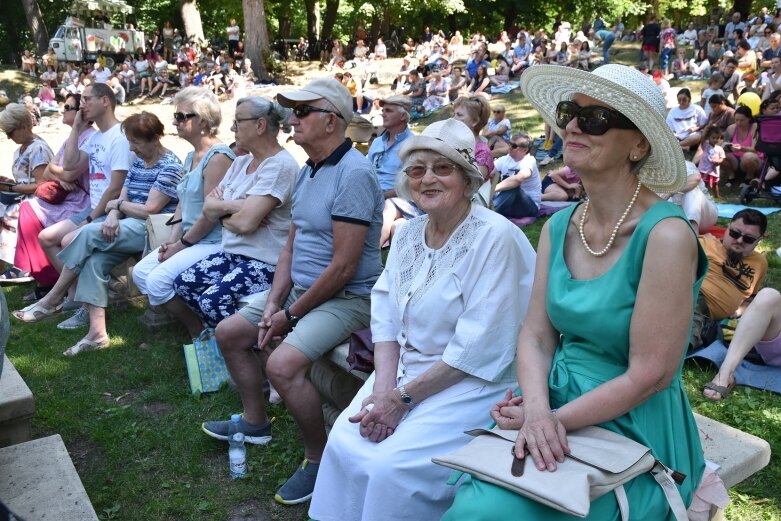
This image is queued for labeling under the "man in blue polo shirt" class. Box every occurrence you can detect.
[201,78,384,506]
[366,95,414,199]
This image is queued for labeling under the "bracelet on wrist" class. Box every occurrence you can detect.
[180,237,194,247]
[85,215,93,223]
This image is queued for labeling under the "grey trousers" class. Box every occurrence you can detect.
[57,218,146,308]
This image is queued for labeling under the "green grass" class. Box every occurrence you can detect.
[4,45,781,520]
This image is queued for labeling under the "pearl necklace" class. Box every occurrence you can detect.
[578,179,642,257]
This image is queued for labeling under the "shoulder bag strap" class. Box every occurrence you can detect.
[651,463,689,521]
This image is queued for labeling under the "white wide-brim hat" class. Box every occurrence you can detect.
[521,64,686,193]
[398,118,480,178]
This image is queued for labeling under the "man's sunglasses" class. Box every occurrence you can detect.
[727,228,760,244]
[293,104,344,120]
[509,142,528,149]
[555,100,637,136]
[173,112,198,122]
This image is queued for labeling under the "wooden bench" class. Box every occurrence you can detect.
[0,434,99,520]
[310,348,772,519]
[0,355,34,448]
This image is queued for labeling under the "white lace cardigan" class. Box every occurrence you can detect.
[370,205,537,384]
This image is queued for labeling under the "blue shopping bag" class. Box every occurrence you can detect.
[183,328,229,395]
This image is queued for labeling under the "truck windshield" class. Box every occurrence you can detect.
[54,26,66,38]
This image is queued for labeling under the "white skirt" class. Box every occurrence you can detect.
[309,372,509,521]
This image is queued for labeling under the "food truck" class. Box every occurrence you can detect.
[49,0,144,67]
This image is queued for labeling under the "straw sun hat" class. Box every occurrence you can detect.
[521,64,686,193]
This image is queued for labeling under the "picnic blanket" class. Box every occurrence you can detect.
[687,340,781,395]
[489,81,521,95]
[410,104,448,121]
[715,203,781,219]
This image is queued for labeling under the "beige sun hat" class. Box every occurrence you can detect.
[398,118,479,178]
[521,64,686,193]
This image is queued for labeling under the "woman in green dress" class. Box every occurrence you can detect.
[443,64,712,520]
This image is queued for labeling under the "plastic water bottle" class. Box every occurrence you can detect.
[228,414,247,479]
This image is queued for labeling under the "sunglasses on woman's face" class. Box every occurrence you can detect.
[173,112,197,122]
[555,100,637,136]
[63,104,78,111]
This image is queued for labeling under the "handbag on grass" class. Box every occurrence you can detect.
[183,328,229,395]
[145,213,177,252]
[432,425,689,520]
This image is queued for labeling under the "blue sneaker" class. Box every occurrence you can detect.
[201,415,272,445]
[274,459,319,505]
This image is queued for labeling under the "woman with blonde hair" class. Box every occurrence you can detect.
[0,103,53,282]
[131,86,235,338]
[445,63,721,520]
[453,95,494,179]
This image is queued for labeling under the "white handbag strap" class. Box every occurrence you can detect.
[651,462,689,521]
[613,463,689,521]
[614,485,629,521]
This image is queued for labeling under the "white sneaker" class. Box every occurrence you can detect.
[57,306,89,330]
[539,156,555,166]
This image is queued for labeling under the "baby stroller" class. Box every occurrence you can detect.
[740,114,781,205]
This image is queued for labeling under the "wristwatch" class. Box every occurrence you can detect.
[284,308,301,327]
[397,385,414,407]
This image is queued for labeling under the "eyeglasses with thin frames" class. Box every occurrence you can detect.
[404,163,458,179]
[727,228,760,244]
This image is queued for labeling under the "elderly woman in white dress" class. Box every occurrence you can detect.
[308,119,536,521]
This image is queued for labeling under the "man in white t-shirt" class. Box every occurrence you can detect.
[39,82,131,281]
[227,18,240,56]
[91,64,113,84]
[492,132,541,219]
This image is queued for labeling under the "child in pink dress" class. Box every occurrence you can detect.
[698,125,725,198]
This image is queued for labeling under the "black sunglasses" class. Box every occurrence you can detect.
[173,112,197,122]
[555,100,637,136]
[63,104,79,111]
[293,104,345,120]
[727,228,760,244]
[509,142,528,149]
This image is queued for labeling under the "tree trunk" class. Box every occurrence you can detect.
[304,0,320,59]
[277,0,292,40]
[21,0,49,55]
[503,2,518,33]
[243,0,270,80]
[2,17,22,65]
[179,0,205,46]
[731,0,752,17]
[321,0,339,43]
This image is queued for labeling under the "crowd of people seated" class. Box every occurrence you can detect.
[16,39,260,114]
[3,7,781,519]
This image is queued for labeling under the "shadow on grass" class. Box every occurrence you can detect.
[0,68,41,103]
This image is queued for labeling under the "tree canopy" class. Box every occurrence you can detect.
[1,0,776,65]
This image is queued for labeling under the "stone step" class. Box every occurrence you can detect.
[0,434,98,520]
[0,355,34,448]
[694,412,771,489]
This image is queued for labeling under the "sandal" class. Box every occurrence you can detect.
[63,337,110,357]
[0,268,34,286]
[703,378,736,401]
[12,301,63,322]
